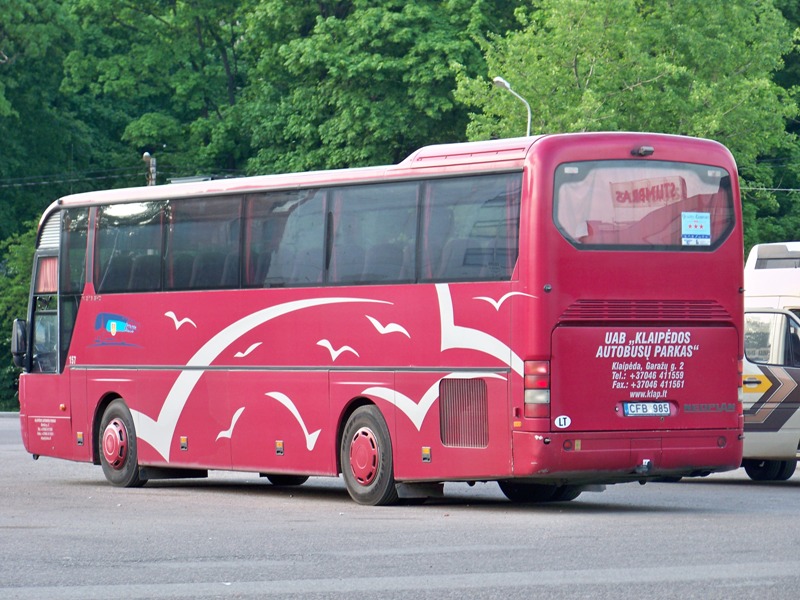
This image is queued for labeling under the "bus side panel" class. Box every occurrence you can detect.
[68,368,91,461]
[133,369,232,470]
[19,373,75,460]
[229,371,333,476]
[390,371,512,481]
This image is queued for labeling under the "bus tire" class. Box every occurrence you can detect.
[99,399,147,488]
[340,406,399,506]
[742,459,781,481]
[551,485,583,502]
[264,474,309,487]
[775,460,797,481]
[498,481,558,503]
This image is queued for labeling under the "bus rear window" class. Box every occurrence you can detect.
[555,160,734,250]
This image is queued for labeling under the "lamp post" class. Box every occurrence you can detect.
[492,76,531,137]
[143,152,157,186]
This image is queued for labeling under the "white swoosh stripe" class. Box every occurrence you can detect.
[437,284,523,376]
[132,297,388,461]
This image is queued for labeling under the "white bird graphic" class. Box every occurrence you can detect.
[216,407,245,441]
[366,315,410,338]
[317,339,359,361]
[234,342,262,358]
[473,291,536,311]
[164,311,197,330]
[265,392,322,451]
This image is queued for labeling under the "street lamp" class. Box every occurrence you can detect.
[492,76,531,137]
[142,152,157,186]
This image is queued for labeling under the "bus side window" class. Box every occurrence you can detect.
[330,182,417,285]
[166,197,242,290]
[422,173,521,282]
[262,190,325,287]
[96,202,164,293]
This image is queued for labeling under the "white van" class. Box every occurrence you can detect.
[742,308,800,480]
[742,242,800,480]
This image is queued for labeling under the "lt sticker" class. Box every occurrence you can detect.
[554,415,572,429]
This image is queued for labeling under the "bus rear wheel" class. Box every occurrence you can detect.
[551,485,583,502]
[99,399,147,488]
[498,482,582,503]
[340,406,398,506]
[499,481,557,503]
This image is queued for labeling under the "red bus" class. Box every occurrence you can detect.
[11,133,744,505]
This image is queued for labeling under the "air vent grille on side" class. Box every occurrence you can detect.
[439,379,489,448]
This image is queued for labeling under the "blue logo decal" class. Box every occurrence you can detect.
[93,313,140,347]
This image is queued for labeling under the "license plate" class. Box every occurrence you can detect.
[623,402,671,416]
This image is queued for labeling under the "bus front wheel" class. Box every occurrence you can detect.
[340,406,399,506]
[99,399,147,488]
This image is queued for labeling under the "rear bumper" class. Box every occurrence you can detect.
[511,429,743,483]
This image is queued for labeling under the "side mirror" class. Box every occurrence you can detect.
[11,319,27,369]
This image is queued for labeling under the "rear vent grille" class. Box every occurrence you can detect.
[439,379,489,448]
[560,299,731,322]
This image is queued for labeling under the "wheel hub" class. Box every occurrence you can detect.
[349,427,379,486]
[102,418,128,470]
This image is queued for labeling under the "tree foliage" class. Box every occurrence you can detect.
[456,0,798,248]
[2,0,800,408]
[0,226,36,410]
[242,0,520,173]
[61,0,254,177]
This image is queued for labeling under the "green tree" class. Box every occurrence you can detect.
[242,0,522,173]
[749,0,800,247]
[457,0,798,250]
[0,0,117,240]
[0,225,36,410]
[61,0,253,177]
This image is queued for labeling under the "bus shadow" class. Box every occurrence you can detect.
[655,475,800,489]
[71,476,717,514]
[68,470,793,513]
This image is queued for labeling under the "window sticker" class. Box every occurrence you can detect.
[681,212,711,246]
[610,176,686,209]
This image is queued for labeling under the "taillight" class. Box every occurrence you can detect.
[737,358,743,403]
[524,360,550,418]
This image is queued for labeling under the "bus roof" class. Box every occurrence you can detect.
[42,131,729,228]
[51,136,541,211]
